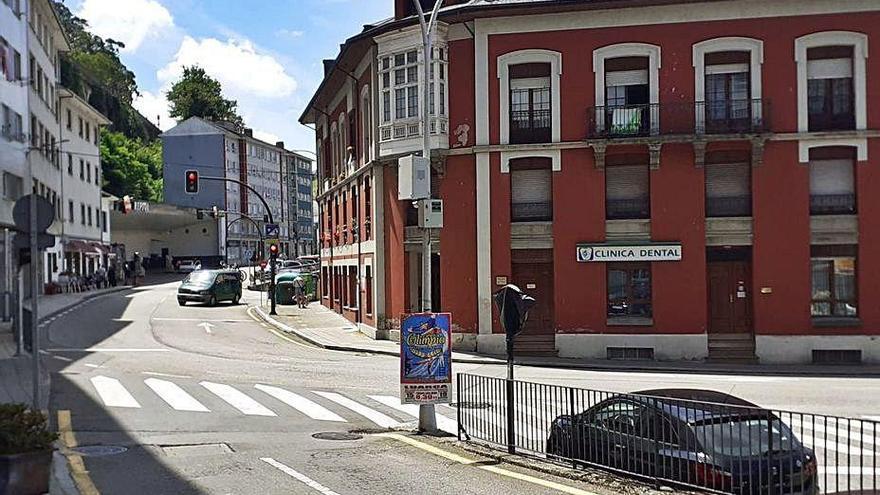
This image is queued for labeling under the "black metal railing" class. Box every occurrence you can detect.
[810,194,856,215]
[511,201,553,222]
[457,373,878,495]
[707,196,753,217]
[607,198,650,220]
[586,100,770,139]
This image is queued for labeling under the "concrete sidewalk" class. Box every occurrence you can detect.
[252,295,880,377]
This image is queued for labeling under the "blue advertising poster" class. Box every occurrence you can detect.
[400,313,452,405]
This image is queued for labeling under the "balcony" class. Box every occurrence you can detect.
[586,99,770,140]
[511,201,552,222]
[706,196,752,218]
[378,117,448,143]
[810,194,856,215]
[607,198,650,220]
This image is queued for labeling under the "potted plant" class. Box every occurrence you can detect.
[0,404,58,495]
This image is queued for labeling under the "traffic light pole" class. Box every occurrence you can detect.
[200,176,278,315]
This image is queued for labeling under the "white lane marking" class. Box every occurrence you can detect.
[863,415,880,422]
[141,371,192,379]
[84,363,103,368]
[784,416,877,446]
[200,382,276,416]
[47,348,171,353]
[199,322,215,334]
[91,376,141,408]
[254,385,346,422]
[260,458,341,495]
[368,395,458,435]
[53,355,74,362]
[312,391,399,428]
[819,465,880,476]
[145,379,210,412]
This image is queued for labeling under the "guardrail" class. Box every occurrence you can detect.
[456,373,877,494]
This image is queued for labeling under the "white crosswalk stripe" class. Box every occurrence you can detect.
[91,376,141,408]
[144,378,210,412]
[200,382,276,416]
[369,395,458,435]
[312,391,399,428]
[255,385,346,422]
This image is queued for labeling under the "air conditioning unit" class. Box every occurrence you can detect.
[418,199,443,229]
[398,154,430,200]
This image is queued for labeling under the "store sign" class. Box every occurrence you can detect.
[576,243,682,263]
[400,313,452,405]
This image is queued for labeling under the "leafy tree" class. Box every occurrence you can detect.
[100,131,164,202]
[54,1,159,140]
[166,66,243,126]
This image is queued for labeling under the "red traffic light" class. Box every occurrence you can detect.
[185,170,199,194]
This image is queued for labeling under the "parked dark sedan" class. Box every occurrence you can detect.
[546,389,818,495]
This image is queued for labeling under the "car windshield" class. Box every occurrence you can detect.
[184,271,215,284]
[692,416,800,457]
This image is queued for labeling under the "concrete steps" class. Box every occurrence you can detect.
[708,333,757,362]
[513,334,557,357]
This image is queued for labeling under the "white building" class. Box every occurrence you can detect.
[58,86,110,276]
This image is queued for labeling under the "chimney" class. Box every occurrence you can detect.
[275,141,285,149]
[244,128,253,137]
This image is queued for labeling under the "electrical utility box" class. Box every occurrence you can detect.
[398,155,430,200]
[418,199,443,229]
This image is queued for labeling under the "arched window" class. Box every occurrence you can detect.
[592,43,661,136]
[497,49,562,145]
[693,37,764,134]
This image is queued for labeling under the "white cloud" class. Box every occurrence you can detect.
[253,130,282,145]
[77,0,174,53]
[276,29,304,40]
[157,37,297,99]
[133,90,172,131]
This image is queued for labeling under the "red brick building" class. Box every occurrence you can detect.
[300,0,880,364]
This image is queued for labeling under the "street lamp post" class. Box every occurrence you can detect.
[411,0,445,435]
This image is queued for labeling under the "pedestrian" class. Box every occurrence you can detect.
[292,274,307,309]
[123,260,131,286]
[108,263,117,287]
[133,252,145,287]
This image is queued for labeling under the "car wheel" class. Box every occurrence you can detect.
[208,295,217,307]
[178,298,186,306]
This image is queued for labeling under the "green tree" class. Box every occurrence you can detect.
[100,131,163,202]
[166,66,243,125]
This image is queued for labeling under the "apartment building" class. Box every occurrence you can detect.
[301,0,880,364]
[161,117,304,264]
[283,150,316,257]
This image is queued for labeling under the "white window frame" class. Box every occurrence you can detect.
[360,84,371,163]
[692,37,764,133]
[795,31,868,133]
[498,49,562,145]
[593,43,661,135]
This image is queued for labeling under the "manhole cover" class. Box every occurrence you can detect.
[312,432,363,441]
[450,402,492,410]
[71,445,128,457]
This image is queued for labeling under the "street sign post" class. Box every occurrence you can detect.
[400,313,452,405]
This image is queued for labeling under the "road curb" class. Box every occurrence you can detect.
[50,449,80,495]
[251,306,880,377]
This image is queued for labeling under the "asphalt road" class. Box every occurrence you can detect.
[42,278,627,495]
[41,278,880,494]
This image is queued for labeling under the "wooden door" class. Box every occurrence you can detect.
[511,259,555,335]
[707,261,752,334]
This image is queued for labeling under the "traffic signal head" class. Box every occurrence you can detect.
[185,170,199,194]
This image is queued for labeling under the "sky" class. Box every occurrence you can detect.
[63,0,393,153]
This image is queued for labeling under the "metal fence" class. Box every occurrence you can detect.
[456,373,878,495]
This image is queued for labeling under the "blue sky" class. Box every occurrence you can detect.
[64,0,393,152]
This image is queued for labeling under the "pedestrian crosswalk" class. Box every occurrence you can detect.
[84,374,457,433]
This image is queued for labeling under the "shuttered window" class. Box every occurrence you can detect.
[705,162,751,217]
[511,168,552,221]
[809,159,855,215]
[606,164,649,220]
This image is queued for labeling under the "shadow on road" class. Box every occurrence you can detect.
[45,274,205,494]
